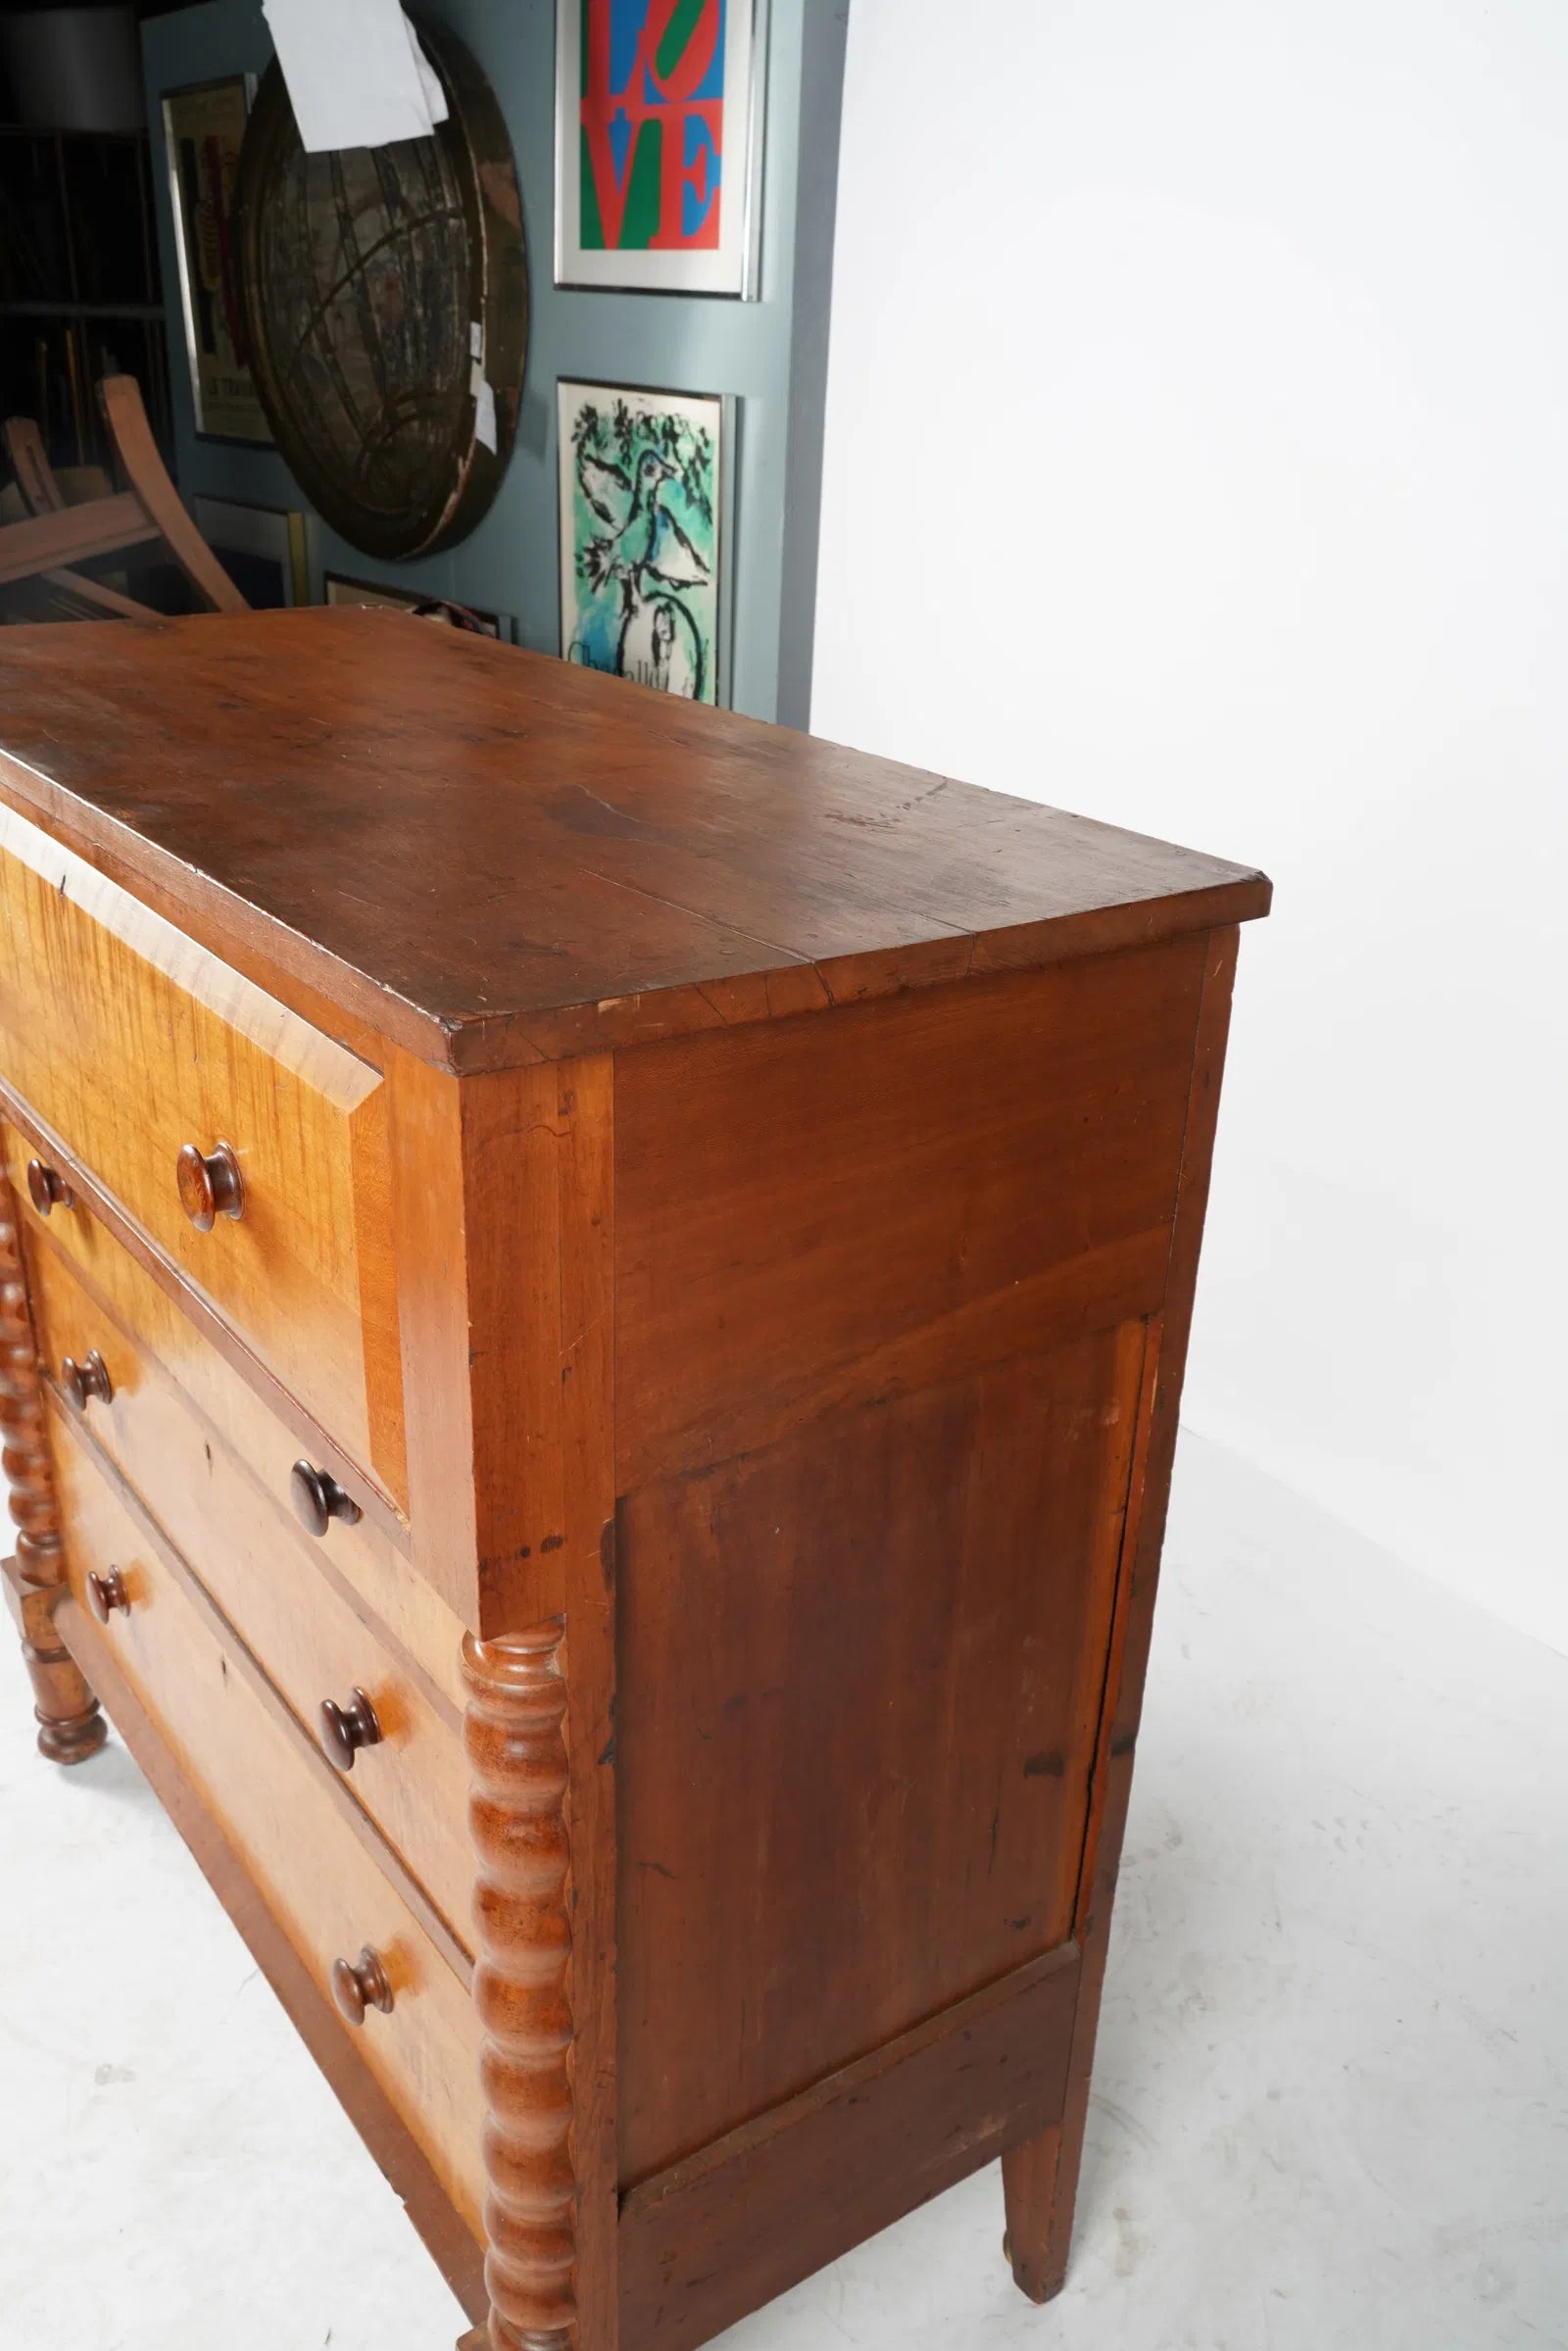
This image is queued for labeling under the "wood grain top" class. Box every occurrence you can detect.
[0,610,1270,1070]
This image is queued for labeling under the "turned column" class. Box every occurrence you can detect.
[464,1623,576,2351]
[0,1182,106,1763]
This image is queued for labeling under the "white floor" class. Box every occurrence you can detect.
[2,1432,1564,2351]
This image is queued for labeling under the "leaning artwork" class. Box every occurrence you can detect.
[555,0,761,295]
[162,76,271,442]
[558,380,724,705]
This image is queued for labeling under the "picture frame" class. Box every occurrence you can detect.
[555,0,765,297]
[192,496,309,610]
[322,573,509,639]
[558,377,732,707]
[161,75,272,445]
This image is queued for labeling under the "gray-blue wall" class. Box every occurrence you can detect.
[140,0,847,723]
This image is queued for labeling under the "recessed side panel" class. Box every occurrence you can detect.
[615,1317,1149,2186]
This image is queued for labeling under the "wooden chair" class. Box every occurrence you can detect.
[0,416,153,618]
[0,377,248,618]
[1,418,114,513]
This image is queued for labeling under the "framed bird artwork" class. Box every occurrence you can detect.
[555,0,765,296]
[558,379,730,705]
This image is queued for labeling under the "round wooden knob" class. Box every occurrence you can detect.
[175,1140,244,1232]
[25,1158,74,1217]
[318,1688,382,1772]
[330,1946,393,2028]
[86,1566,129,1623]
[290,1458,363,1539]
[61,1349,113,1411]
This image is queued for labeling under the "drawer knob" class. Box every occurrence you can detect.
[86,1567,130,1623]
[25,1158,74,1217]
[175,1140,245,1232]
[318,1687,383,1772]
[330,1946,394,2028]
[61,1349,113,1411]
[290,1458,363,1539]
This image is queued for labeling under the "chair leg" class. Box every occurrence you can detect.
[3,415,68,514]
[98,373,249,613]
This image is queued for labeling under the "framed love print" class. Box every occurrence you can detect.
[555,0,764,296]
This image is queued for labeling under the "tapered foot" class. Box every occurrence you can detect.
[457,2329,489,2350]
[35,1688,109,1765]
[1003,2126,1072,2305]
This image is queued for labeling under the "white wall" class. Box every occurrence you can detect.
[813,0,1568,1654]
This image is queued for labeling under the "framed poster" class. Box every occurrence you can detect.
[558,378,729,704]
[192,497,308,609]
[323,573,508,639]
[556,0,764,296]
[162,75,271,444]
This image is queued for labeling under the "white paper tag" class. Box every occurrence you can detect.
[474,380,498,455]
[261,0,449,153]
[406,17,447,122]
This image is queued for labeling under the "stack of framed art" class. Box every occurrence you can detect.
[155,0,769,711]
[191,493,307,608]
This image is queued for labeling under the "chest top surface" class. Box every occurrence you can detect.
[0,609,1269,1071]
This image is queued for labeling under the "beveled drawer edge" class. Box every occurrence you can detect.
[24,1208,458,1735]
[2,1079,410,1553]
[0,763,397,1074]
[49,1582,489,2329]
[0,796,382,1109]
[47,1395,474,1991]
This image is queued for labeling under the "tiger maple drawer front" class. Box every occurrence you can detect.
[10,1180,467,1719]
[0,801,406,1501]
[50,1423,486,2236]
[23,1214,473,1937]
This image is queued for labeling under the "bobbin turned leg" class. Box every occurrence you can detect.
[3,1560,105,1763]
[463,1622,576,2351]
[0,1186,105,1765]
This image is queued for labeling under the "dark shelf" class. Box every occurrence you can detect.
[1,299,166,321]
[0,122,171,472]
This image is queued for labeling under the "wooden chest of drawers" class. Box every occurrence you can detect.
[0,610,1268,2349]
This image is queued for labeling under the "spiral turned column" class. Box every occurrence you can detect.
[463,1622,576,2351]
[0,1184,106,1763]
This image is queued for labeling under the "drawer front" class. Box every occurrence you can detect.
[7,1158,466,1716]
[52,1427,486,2236]
[0,801,405,1500]
[24,1211,472,1939]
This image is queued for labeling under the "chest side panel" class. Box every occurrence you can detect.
[612,940,1205,2185]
